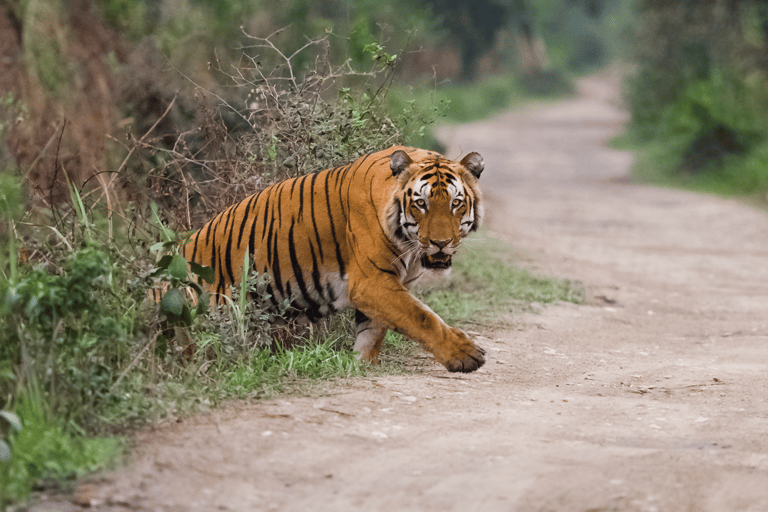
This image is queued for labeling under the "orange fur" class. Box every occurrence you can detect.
[182,146,486,372]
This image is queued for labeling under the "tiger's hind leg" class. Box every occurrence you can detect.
[353,309,388,365]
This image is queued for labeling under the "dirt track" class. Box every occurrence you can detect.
[63,74,768,512]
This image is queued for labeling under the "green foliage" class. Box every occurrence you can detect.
[623,1,768,197]
[533,0,636,74]
[393,74,529,125]
[0,247,133,424]
[150,246,212,328]
[0,387,122,505]
[421,0,511,80]
[94,0,147,39]
[0,410,21,463]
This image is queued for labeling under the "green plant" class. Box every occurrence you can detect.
[0,386,122,505]
[622,66,768,197]
[0,408,22,506]
[223,334,364,398]
[205,260,290,357]
[0,410,21,461]
[1,246,130,422]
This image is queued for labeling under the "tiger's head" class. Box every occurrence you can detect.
[386,149,484,271]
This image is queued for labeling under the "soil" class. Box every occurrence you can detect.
[36,73,768,512]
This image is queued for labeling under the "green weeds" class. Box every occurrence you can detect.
[1,387,123,504]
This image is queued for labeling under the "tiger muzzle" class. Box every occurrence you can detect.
[422,252,452,269]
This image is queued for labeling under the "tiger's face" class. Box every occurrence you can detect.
[388,150,483,271]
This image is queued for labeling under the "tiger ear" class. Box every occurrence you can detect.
[460,152,484,179]
[390,150,413,176]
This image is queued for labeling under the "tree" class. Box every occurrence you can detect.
[422,0,514,81]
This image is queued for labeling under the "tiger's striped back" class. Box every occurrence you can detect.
[182,163,355,318]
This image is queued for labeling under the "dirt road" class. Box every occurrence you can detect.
[72,74,768,512]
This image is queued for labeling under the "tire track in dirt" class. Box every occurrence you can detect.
[53,73,768,512]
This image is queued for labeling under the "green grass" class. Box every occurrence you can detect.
[1,386,123,506]
[222,334,365,398]
[417,232,585,327]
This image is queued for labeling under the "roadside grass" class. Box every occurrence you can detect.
[416,232,585,328]
[1,386,124,504]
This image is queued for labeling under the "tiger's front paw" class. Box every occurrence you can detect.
[439,328,486,373]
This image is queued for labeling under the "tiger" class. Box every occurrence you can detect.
[182,145,486,372]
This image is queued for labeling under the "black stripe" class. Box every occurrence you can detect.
[216,237,227,298]
[275,181,286,230]
[309,171,324,261]
[297,174,309,221]
[209,214,222,272]
[222,207,237,287]
[264,283,279,307]
[271,216,285,299]
[336,166,347,223]
[324,169,346,277]
[308,239,324,303]
[203,217,214,250]
[265,195,277,268]
[288,219,321,314]
[368,257,397,277]
[247,195,261,258]
[190,230,200,263]
[236,194,257,248]
[260,193,271,242]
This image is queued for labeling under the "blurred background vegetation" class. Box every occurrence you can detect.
[620,0,768,199]
[1,0,767,504]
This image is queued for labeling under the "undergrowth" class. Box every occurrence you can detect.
[621,2,768,201]
[619,67,768,200]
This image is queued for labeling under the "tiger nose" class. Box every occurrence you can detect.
[430,239,450,249]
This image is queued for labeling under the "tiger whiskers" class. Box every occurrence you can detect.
[392,240,422,267]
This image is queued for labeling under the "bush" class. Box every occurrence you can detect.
[623,1,768,197]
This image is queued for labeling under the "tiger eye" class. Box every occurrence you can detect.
[415,199,426,208]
